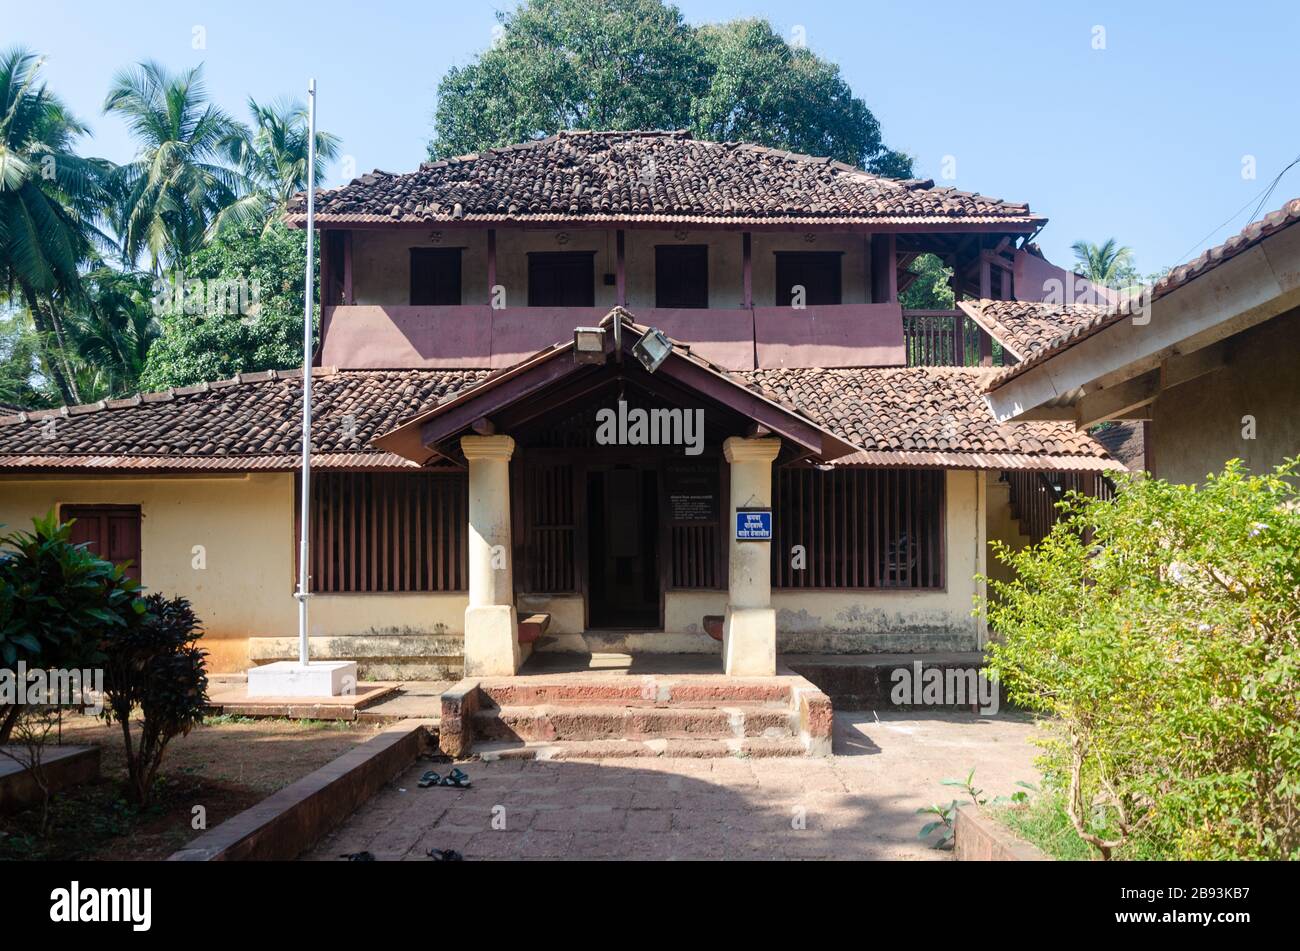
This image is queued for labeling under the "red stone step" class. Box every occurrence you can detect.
[476,679,793,709]
[473,735,811,761]
[472,704,798,743]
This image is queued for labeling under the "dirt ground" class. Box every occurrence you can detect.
[0,713,383,861]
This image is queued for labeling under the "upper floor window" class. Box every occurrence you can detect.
[410,248,462,305]
[655,245,709,308]
[774,251,842,306]
[528,251,595,307]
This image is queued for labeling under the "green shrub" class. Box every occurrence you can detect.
[101,593,209,806]
[0,511,146,742]
[980,459,1300,859]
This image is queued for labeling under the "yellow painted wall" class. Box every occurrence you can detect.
[772,469,984,652]
[0,473,466,672]
[2,467,991,666]
[1151,306,1300,484]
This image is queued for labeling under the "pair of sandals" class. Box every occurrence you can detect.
[418,766,471,789]
[338,848,464,861]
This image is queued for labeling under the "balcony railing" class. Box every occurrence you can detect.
[902,310,1007,367]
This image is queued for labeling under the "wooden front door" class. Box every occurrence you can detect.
[62,504,142,583]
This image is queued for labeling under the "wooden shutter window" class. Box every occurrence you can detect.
[655,245,709,308]
[771,468,944,589]
[305,472,468,593]
[774,251,843,306]
[410,248,463,306]
[527,251,595,307]
[61,504,142,583]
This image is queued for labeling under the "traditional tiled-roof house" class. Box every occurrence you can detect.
[0,130,1120,678]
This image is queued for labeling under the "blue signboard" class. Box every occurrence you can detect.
[735,509,773,541]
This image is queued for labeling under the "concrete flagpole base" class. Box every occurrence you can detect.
[246,660,358,697]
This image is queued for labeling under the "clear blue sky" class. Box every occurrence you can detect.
[11,0,1299,274]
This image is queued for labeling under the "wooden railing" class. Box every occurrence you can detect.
[1004,470,1115,545]
[903,310,1007,367]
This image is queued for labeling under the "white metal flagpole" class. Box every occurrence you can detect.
[296,78,318,667]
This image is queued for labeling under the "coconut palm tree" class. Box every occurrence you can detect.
[0,47,111,404]
[65,267,158,400]
[104,61,247,272]
[214,97,340,233]
[1071,238,1137,289]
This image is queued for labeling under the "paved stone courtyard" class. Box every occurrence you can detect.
[303,709,1042,860]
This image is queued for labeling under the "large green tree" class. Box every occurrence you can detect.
[138,219,312,390]
[104,61,247,271]
[431,0,911,176]
[0,47,111,404]
[1071,238,1138,289]
[215,97,341,234]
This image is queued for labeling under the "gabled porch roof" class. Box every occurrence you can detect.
[372,308,859,466]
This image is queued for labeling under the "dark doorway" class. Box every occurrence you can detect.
[655,244,709,308]
[410,248,462,305]
[528,251,596,306]
[774,251,843,305]
[62,504,142,583]
[586,466,660,628]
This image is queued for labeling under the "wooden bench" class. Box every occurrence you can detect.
[518,613,551,645]
[703,615,724,642]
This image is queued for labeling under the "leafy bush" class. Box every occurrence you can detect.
[101,594,209,806]
[980,459,1300,859]
[0,511,146,742]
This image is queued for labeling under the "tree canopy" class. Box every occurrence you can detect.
[431,0,912,176]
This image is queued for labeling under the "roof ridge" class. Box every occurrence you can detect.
[0,366,341,428]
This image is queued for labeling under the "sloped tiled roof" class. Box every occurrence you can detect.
[741,366,1119,469]
[286,130,1041,228]
[1091,421,1145,471]
[958,299,1111,361]
[0,339,1119,472]
[987,197,1300,389]
[0,368,488,470]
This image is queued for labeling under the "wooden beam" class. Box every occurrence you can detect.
[342,231,353,304]
[615,229,626,307]
[486,228,497,306]
[320,229,332,307]
[887,233,898,303]
[1161,339,1230,389]
[1075,371,1160,428]
[1012,405,1078,421]
[742,232,753,308]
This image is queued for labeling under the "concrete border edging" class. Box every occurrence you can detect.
[0,745,101,814]
[954,803,1052,861]
[167,721,430,861]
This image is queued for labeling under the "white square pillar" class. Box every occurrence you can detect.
[722,436,781,676]
[462,434,520,676]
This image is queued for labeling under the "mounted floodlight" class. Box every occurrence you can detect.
[632,327,672,373]
[573,326,605,364]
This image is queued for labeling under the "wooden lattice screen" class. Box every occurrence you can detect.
[307,472,468,593]
[772,467,945,589]
[519,461,577,593]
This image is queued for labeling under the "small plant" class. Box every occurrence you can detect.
[0,705,63,834]
[917,769,1035,848]
[101,594,209,807]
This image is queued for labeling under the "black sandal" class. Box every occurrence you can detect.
[427,848,464,861]
[441,767,471,788]
[417,770,441,788]
[340,851,375,861]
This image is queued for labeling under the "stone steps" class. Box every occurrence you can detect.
[473,736,810,761]
[439,669,833,759]
[472,704,797,742]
